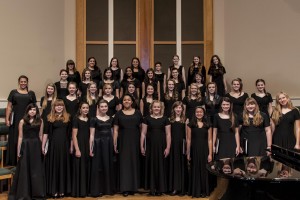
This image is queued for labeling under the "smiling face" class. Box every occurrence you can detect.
[195,74,202,83]
[122,95,133,109]
[68,84,77,95]
[84,70,91,79]
[167,80,175,91]
[246,102,256,113]
[88,58,96,68]
[98,102,108,114]
[80,103,89,116]
[174,105,183,116]
[60,71,68,81]
[104,85,112,95]
[111,58,118,67]
[213,56,219,65]
[256,81,265,93]
[221,101,231,112]
[19,78,28,90]
[232,80,240,92]
[105,70,112,79]
[54,104,64,114]
[132,59,139,68]
[173,56,179,65]
[126,68,133,77]
[190,85,198,96]
[278,93,289,107]
[147,71,154,79]
[155,63,162,72]
[28,107,37,118]
[146,85,154,95]
[89,84,97,94]
[207,83,216,94]
[151,102,161,115]
[171,69,179,79]
[127,84,136,94]
[195,107,204,120]
[46,86,55,96]
[193,56,200,65]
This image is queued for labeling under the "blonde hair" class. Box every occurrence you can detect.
[242,98,263,126]
[271,92,295,125]
[47,99,70,123]
[170,101,186,123]
[165,79,178,101]
[41,83,57,110]
[188,83,202,101]
[149,100,165,116]
[86,82,99,105]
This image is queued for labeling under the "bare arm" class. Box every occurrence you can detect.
[223,74,227,92]
[113,125,119,153]
[268,103,273,117]
[139,100,144,116]
[270,119,275,135]
[115,88,120,98]
[182,67,186,86]
[163,74,166,94]
[99,89,103,97]
[209,75,212,82]
[72,128,80,157]
[294,119,300,149]
[181,89,186,99]
[120,69,124,82]
[167,68,171,80]
[212,127,217,154]
[140,123,148,156]
[265,126,272,148]
[186,124,191,160]
[164,124,171,157]
[142,82,145,99]
[42,134,48,155]
[17,120,24,158]
[235,127,240,155]
[89,127,95,156]
[120,88,124,98]
[208,127,213,162]
[157,81,161,100]
[39,120,44,142]
[5,102,12,126]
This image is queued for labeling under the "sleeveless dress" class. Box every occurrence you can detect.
[8,123,45,200]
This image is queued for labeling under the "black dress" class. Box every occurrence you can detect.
[188,123,213,197]
[67,71,81,86]
[40,97,52,132]
[251,93,273,117]
[169,65,184,77]
[239,112,270,156]
[204,95,222,123]
[143,116,170,193]
[45,120,71,196]
[71,117,90,197]
[132,67,145,84]
[8,123,45,200]
[81,96,97,118]
[141,97,156,117]
[182,97,204,120]
[78,82,89,97]
[168,121,188,194]
[90,117,115,196]
[99,80,120,96]
[208,66,226,97]
[114,110,143,192]
[213,114,238,159]
[55,81,69,99]
[273,109,300,149]
[87,66,102,87]
[99,96,119,117]
[110,67,122,83]
[7,89,36,166]
[224,93,249,116]
[163,98,177,118]
[175,81,185,100]
[120,79,141,96]
[63,97,80,120]
[187,66,206,86]
[155,73,165,100]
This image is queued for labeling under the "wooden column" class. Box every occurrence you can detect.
[204,0,214,70]
[76,0,86,73]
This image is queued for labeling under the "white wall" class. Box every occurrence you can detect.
[0,0,75,103]
[214,0,300,103]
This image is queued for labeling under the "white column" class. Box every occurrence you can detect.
[176,0,182,64]
[108,0,114,65]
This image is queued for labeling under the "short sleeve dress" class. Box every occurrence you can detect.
[224,93,249,116]
[251,93,273,117]
[182,97,204,120]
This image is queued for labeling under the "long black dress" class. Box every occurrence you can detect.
[213,114,238,159]
[224,93,249,116]
[114,110,143,192]
[67,71,81,86]
[273,108,300,149]
[168,121,188,194]
[78,82,89,97]
[163,97,177,118]
[182,97,204,120]
[90,117,115,196]
[45,120,71,196]
[71,117,90,197]
[155,73,165,100]
[188,123,212,197]
[63,97,80,120]
[208,66,226,97]
[7,89,36,166]
[143,116,170,193]
[239,112,270,156]
[251,93,273,117]
[187,66,206,86]
[8,123,45,200]
[99,80,120,96]
[204,95,222,123]
[99,96,119,117]
[55,82,69,99]
[87,66,102,87]
[40,97,52,132]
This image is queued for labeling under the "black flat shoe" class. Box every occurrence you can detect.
[123,192,129,197]
[148,191,156,196]
[170,190,178,196]
[156,192,162,196]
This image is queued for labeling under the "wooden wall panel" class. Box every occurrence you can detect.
[76,0,85,72]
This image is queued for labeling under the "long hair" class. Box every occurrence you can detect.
[255,79,269,96]
[76,101,90,117]
[188,83,202,101]
[206,82,218,98]
[189,56,203,75]
[271,92,295,125]
[170,68,184,83]
[144,68,156,84]
[220,97,236,130]
[109,57,120,68]
[144,83,155,98]
[23,103,41,126]
[123,66,134,80]
[41,83,57,110]
[149,100,164,116]
[189,106,209,128]
[209,55,225,76]
[242,98,263,126]
[87,56,97,66]
[165,79,179,101]
[231,78,243,96]
[170,101,186,123]
[82,68,92,81]
[125,82,138,100]
[66,59,77,72]
[102,83,113,95]
[210,55,223,67]
[103,67,114,81]
[130,57,142,69]
[47,99,70,123]
[86,82,99,105]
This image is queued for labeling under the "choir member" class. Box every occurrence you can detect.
[187,56,206,86]
[167,55,186,86]
[208,55,227,96]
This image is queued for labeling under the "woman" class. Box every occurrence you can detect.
[225,78,249,116]
[82,82,98,118]
[140,84,157,117]
[271,92,300,150]
[142,68,160,100]
[140,100,171,196]
[251,79,273,117]
[42,99,71,198]
[66,59,81,86]
[78,68,92,97]
[154,61,166,100]
[163,79,179,118]
[239,98,272,156]
[63,82,80,120]
[183,83,204,120]
[120,66,141,98]
[90,99,115,196]
[40,83,57,131]
[213,97,240,159]
[71,102,90,197]
[168,101,188,196]
[99,83,120,117]
[187,56,206,86]
[86,57,102,87]
[8,104,45,200]
[170,68,185,100]
[6,75,37,166]
[131,57,145,85]
[204,82,221,123]
[113,94,143,196]
[55,69,69,99]
[99,68,120,98]
[120,82,140,109]
[167,55,186,85]
[109,57,123,83]
[208,55,227,96]
[186,107,213,198]
[190,73,206,98]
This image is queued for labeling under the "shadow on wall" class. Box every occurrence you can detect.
[284,0,300,13]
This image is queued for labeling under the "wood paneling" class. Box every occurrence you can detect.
[76,0,85,72]
[204,0,214,72]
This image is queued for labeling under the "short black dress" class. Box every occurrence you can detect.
[143,116,170,193]
[90,117,115,196]
[239,112,270,156]
[224,93,249,116]
[45,120,71,196]
[182,97,204,120]
[188,123,213,197]
[168,121,188,194]
[213,114,238,159]
[251,93,273,117]
[8,123,45,200]
[7,89,36,166]
[71,117,90,197]
[114,110,143,192]
[273,109,300,149]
